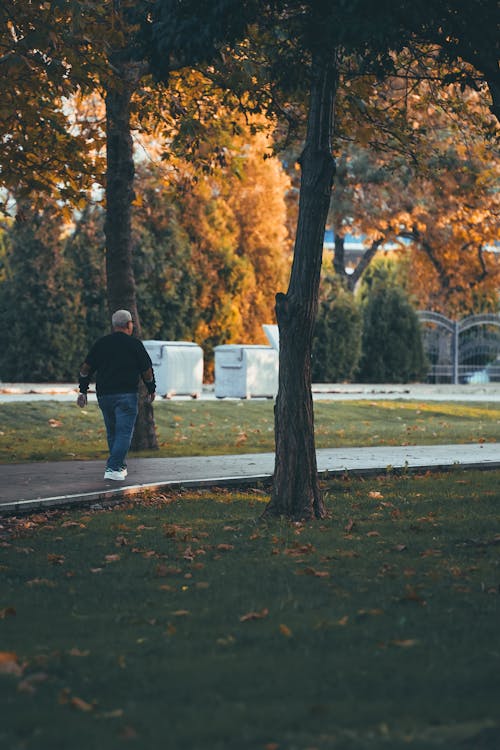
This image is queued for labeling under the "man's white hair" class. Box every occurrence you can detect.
[112,309,132,329]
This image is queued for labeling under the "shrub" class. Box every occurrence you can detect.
[312,283,362,382]
[358,279,427,383]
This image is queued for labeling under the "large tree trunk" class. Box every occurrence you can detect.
[264,52,337,521]
[104,72,158,451]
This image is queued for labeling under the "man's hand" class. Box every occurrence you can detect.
[77,393,87,408]
[146,392,156,403]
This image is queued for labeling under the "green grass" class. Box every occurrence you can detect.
[1,470,499,749]
[0,399,499,462]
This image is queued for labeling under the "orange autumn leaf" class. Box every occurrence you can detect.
[279,624,293,638]
[300,567,330,578]
[240,608,269,622]
[0,652,23,676]
[70,696,94,712]
[47,553,65,565]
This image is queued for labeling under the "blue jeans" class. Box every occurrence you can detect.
[98,393,138,471]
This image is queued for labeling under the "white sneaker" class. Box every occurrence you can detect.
[121,466,128,477]
[104,468,126,481]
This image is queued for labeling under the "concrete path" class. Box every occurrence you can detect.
[1,443,498,515]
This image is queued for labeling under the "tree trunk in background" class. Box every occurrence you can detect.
[104,72,158,451]
[264,52,337,521]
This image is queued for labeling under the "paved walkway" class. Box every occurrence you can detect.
[1,443,498,515]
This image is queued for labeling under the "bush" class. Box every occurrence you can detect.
[312,284,362,382]
[0,206,85,382]
[358,279,427,383]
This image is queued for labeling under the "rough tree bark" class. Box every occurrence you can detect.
[104,67,158,451]
[263,52,338,521]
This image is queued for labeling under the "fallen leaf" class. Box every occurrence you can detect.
[71,696,94,712]
[172,610,190,617]
[391,639,419,648]
[156,565,182,577]
[240,608,269,622]
[68,648,90,657]
[402,585,427,606]
[279,624,293,638]
[284,543,315,556]
[299,567,330,578]
[17,672,48,694]
[369,491,384,499]
[344,519,355,533]
[100,708,124,719]
[119,726,138,740]
[47,553,65,565]
[48,419,63,428]
[26,578,56,588]
[420,548,442,558]
[0,607,16,619]
[0,652,23,676]
[216,544,234,552]
[104,554,121,563]
[337,615,349,626]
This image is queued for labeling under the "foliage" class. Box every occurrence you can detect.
[131,178,199,342]
[0,204,85,381]
[0,471,499,748]
[329,72,499,311]
[312,280,362,382]
[358,268,428,383]
[130,125,290,370]
[64,205,108,351]
[0,0,110,209]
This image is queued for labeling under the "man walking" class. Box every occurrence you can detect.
[77,309,156,481]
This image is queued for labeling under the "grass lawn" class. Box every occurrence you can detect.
[0,399,499,462]
[0,470,499,749]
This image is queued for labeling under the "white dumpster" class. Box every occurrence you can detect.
[214,344,278,399]
[143,341,203,398]
[262,324,279,351]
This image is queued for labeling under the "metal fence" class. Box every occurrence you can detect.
[417,311,500,384]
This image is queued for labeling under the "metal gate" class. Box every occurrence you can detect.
[418,312,500,384]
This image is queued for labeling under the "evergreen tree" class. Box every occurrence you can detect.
[131,170,200,342]
[65,205,108,351]
[358,272,427,383]
[312,280,362,382]
[0,205,85,381]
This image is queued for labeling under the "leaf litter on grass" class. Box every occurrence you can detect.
[0,472,499,749]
